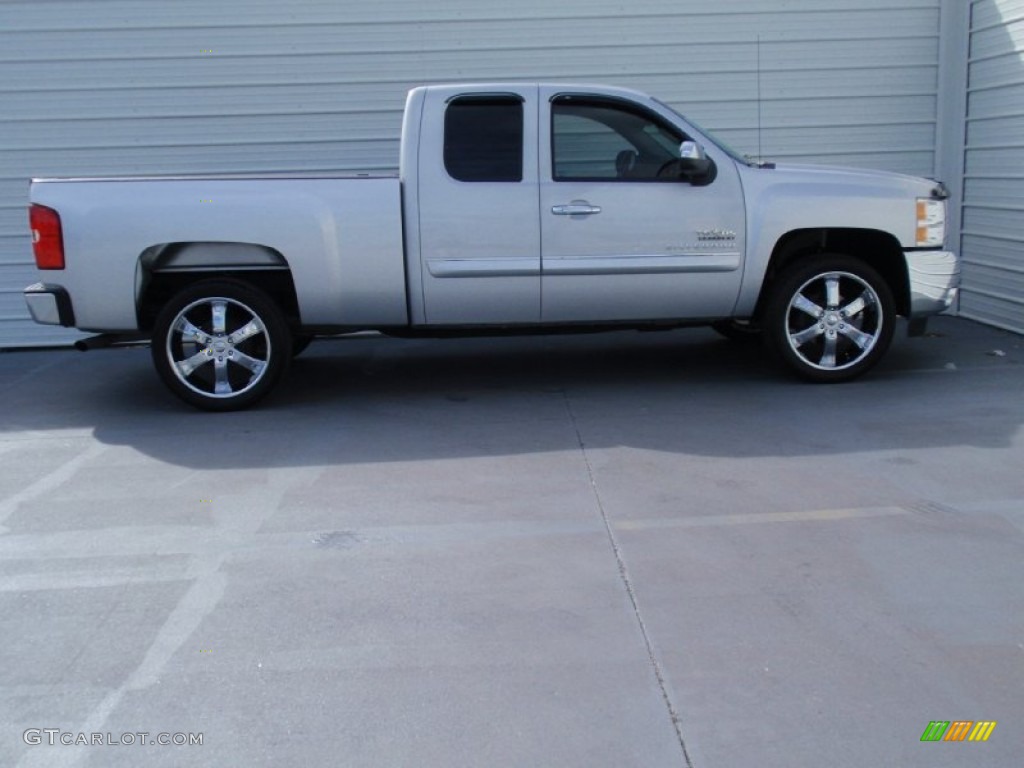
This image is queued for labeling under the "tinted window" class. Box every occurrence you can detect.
[552,98,684,181]
[444,97,524,182]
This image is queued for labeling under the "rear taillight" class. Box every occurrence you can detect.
[29,204,65,269]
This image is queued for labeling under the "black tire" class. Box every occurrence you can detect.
[765,255,895,383]
[711,318,762,343]
[151,280,292,410]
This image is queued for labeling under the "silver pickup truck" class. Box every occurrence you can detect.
[25,82,960,410]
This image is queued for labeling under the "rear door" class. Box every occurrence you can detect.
[416,86,540,325]
[539,89,746,322]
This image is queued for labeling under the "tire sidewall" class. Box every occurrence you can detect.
[765,255,896,383]
[152,279,292,410]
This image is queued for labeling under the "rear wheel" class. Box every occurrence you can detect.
[765,255,894,382]
[152,280,292,410]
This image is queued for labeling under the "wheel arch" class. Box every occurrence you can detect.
[136,242,301,332]
[754,228,910,320]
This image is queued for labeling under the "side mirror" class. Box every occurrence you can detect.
[679,140,704,161]
[677,140,716,186]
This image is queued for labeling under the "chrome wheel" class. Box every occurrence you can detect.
[153,280,291,410]
[784,271,882,371]
[767,256,895,383]
[166,296,271,398]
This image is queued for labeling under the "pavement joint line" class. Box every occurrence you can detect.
[0,519,607,563]
[562,390,695,768]
[0,507,921,571]
[614,506,913,531]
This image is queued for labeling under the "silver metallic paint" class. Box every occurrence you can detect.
[25,82,959,337]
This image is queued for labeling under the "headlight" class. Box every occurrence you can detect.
[916,198,946,247]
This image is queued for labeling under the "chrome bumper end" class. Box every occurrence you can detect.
[24,283,75,327]
[906,250,960,318]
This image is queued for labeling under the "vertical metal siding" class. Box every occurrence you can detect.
[0,0,943,346]
[961,0,1024,333]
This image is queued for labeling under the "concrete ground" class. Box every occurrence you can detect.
[0,315,1022,768]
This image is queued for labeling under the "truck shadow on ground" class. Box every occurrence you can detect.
[2,319,1021,470]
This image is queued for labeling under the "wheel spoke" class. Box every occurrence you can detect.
[839,324,876,350]
[820,334,838,367]
[792,292,823,319]
[175,349,212,377]
[211,301,227,334]
[825,276,841,308]
[174,317,207,344]
[230,349,267,376]
[841,291,871,319]
[213,357,232,395]
[790,324,824,347]
[227,317,264,345]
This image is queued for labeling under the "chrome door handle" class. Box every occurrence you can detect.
[551,204,602,216]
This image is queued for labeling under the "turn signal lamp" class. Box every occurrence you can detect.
[916,199,945,248]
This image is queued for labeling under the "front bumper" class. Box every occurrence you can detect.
[905,250,959,318]
[24,283,75,327]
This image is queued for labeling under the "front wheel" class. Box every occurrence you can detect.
[152,280,292,410]
[765,256,895,383]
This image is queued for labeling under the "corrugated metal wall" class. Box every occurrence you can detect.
[961,0,1024,333]
[0,0,945,346]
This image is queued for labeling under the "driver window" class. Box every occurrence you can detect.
[552,97,684,182]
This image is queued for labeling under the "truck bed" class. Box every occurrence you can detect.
[30,175,408,332]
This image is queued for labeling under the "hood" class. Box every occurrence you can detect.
[751,162,947,199]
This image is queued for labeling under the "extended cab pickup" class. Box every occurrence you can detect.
[25,83,960,410]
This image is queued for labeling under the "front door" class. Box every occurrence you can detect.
[539,90,746,323]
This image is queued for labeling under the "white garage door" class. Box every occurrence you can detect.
[961,0,1024,333]
[0,0,945,346]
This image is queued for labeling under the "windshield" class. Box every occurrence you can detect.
[653,99,755,166]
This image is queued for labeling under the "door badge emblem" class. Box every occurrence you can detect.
[696,228,737,242]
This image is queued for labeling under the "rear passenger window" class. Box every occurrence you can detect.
[444,96,524,182]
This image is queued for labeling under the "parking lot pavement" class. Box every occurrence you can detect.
[0,315,1022,767]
